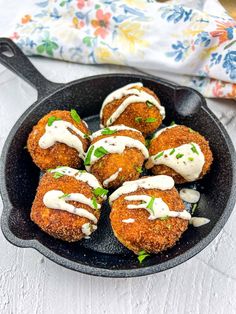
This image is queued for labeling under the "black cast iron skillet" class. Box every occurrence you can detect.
[0,38,236,278]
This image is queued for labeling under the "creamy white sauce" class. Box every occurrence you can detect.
[122,218,135,223]
[82,222,97,238]
[39,120,86,159]
[189,217,210,227]
[152,124,178,139]
[103,168,122,187]
[109,175,174,204]
[180,188,200,203]
[85,136,149,171]
[125,194,191,221]
[100,82,165,127]
[146,142,205,182]
[43,190,98,223]
[50,167,106,199]
[91,125,141,140]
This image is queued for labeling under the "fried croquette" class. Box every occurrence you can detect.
[31,167,106,242]
[110,176,189,254]
[146,125,213,183]
[100,83,165,136]
[27,110,90,171]
[84,125,149,189]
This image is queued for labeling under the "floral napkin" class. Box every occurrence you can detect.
[7,0,236,99]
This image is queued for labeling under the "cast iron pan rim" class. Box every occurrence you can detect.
[1,73,236,277]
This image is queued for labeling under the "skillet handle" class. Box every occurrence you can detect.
[0,38,62,99]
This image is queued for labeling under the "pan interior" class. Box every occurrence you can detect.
[2,75,234,272]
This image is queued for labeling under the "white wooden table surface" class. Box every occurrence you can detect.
[1,1,236,313]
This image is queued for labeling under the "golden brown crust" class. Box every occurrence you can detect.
[89,129,146,189]
[148,125,213,183]
[110,187,188,254]
[27,110,90,171]
[101,86,163,136]
[31,172,101,242]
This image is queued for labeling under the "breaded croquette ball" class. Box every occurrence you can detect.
[100,82,165,136]
[31,167,108,242]
[84,125,149,189]
[27,110,90,171]
[146,124,213,183]
[109,175,189,254]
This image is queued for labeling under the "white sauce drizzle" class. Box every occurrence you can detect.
[180,188,200,203]
[91,125,141,140]
[189,217,210,227]
[109,175,174,204]
[100,82,165,127]
[152,124,178,139]
[50,167,106,199]
[43,190,98,223]
[85,136,149,171]
[103,168,122,187]
[122,218,135,223]
[146,142,205,182]
[39,120,86,159]
[82,222,97,238]
[125,195,191,221]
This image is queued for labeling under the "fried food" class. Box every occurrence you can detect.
[146,125,213,183]
[27,110,90,171]
[110,176,189,254]
[100,83,165,136]
[31,167,107,242]
[84,125,149,189]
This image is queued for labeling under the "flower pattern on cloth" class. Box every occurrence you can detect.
[7,0,236,99]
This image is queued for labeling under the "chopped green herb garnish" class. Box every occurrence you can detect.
[70,109,81,123]
[84,133,90,139]
[101,127,117,135]
[47,168,53,172]
[176,153,184,159]
[109,118,113,124]
[137,250,151,264]
[146,197,155,214]
[192,203,197,214]
[53,172,64,179]
[146,100,154,108]
[93,187,108,198]
[170,121,176,126]
[191,143,199,155]
[59,193,70,199]
[92,196,98,210]
[188,157,194,161]
[169,148,175,155]
[135,117,142,123]
[47,116,61,126]
[145,117,157,123]
[154,151,164,160]
[84,145,94,166]
[94,146,108,158]
[160,216,169,221]
[135,166,143,174]
[189,128,196,133]
[145,138,151,149]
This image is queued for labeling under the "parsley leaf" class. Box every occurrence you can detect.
[135,166,143,174]
[94,146,108,158]
[146,197,155,215]
[154,151,164,160]
[145,117,157,123]
[169,148,175,155]
[176,153,184,159]
[47,116,61,126]
[170,120,176,126]
[93,187,108,197]
[191,143,199,155]
[84,145,94,166]
[101,128,117,135]
[53,172,64,179]
[135,117,142,123]
[145,138,151,149]
[137,250,151,264]
[70,109,81,123]
[59,193,70,199]
[92,196,98,210]
[188,157,194,161]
